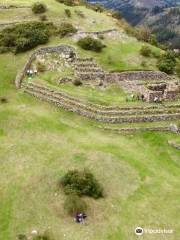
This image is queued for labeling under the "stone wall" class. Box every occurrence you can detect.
[24,82,180,124]
[105,71,171,82]
[98,126,170,133]
[15,45,76,88]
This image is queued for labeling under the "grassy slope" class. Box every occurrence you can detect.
[0,1,180,240]
[0,0,161,71]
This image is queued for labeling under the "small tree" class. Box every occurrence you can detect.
[32,2,47,14]
[60,169,103,198]
[140,45,152,57]
[77,37,105,52]
[158,51,176,74]
[64,194,87,216]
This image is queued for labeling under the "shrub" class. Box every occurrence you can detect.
[64,194,87,216]
[0,22,51,53]
[58,22,77,37]
[60,169,103,199]
[77,37,105,52]
[141,60,147,67]
[0,97,8,103]
[0,46,9,54]
[17,234,27,240]
[65,9,71,17]
[140,45,152,57]
[32,2,47,14]
[85,3,104,12]
[73,79,82,86]
[158,51,176,74]
[56,0,75,6]
[176,61,180,78]
[40,15,47,21]
[111,10,122,20]
[98,34,104,40]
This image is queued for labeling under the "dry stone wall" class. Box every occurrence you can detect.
[24,82,180,124]
[15,45,76,88]
[105,71,172,82]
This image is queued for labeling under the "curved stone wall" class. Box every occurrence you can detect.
[15,45,76,88]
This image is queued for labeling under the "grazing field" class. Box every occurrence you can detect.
[0,47,180,240]
[0,1,180,240]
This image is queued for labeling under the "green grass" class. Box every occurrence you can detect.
[0,1,180,240]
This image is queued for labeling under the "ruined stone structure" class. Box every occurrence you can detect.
[15,44,180,130]
[15,45,76,88]
[73,58,105,82]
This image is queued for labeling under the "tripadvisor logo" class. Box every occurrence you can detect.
[135,227,144,236]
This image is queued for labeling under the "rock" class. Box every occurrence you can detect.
[31,230,38,235]
[169,123,179,133]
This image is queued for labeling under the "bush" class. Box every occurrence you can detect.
[141,60,147,67]
[0,97,8,103]
[77,37,105,52]
[64,194,87,216]
[56,0,75,6]
[111,10,122,20]
[39,15,47,21]
[17,234,27,240]
[176,61,180,78]
[32,2,47,14]
[140,45,152,57]
[158,51,176,74]
[60,169,103,199]
[58,22,77,37]
[0,22,51,53]
[65,9,71,17]
[73,79,82,86]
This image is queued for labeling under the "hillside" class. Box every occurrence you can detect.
[88,0,180,48]
[0,1,180,240]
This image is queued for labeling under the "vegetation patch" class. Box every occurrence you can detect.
[32,2,47,14]
[60,169,103,199]
[158,50,176,74]
[77,37,105,52]
[58,22,77,37]
[0,21,52,53]
[56,0,76,6]
[140,45,152,57]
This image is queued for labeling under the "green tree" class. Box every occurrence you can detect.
[140,45,152,57]
[32,2,47,14]
[77,37,105,52]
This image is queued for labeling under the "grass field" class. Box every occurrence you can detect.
[0,1,180,240]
